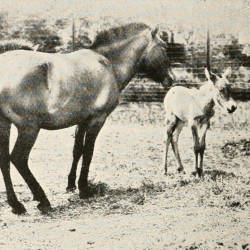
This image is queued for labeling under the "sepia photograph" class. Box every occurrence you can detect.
[0,0,249,249]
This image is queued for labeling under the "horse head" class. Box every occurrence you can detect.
[90,23,175,88]
[139,26,176,88]
[205,68,237,114]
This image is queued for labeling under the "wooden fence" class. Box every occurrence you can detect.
[121,84,250,103]
[121,63,250,102]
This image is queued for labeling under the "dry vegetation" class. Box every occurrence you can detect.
[0,101,249,249]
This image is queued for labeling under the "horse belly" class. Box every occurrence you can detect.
[40,111,88,130]
[40,89,118,130]
[38,97,91,129]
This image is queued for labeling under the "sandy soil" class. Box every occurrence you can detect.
[0,102,249,250]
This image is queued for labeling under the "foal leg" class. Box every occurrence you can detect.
[191,125,201,177]
[78,119,105,199]
[198,124,209,177]
[164,115,178,175]
[171,120,184,173]
[66,124,87,192]
[0,119,26,214]
[10,126,51,212]
[199,137,205,177]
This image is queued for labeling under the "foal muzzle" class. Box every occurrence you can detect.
[227,105,237,113]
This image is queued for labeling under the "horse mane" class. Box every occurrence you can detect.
[0,39,35,53]
[90,22,150,48]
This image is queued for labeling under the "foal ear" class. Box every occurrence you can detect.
[151,27,159,38]
[223,67,232,78]
[205,68,217,83]
[33,44,40,51]
[204,68,211,80]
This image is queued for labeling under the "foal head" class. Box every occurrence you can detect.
[204,68,237,114]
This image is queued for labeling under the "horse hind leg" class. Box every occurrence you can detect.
[10,126,51,213]
[78,118,106,199]
[171,119,185,173]
[0,118,26,214]
[164,114,178,175]
[67,123,87,192]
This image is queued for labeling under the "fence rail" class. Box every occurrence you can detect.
[121,85,250,102]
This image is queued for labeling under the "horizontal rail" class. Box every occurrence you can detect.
[121,86,250,102]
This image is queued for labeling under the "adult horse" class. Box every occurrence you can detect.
[0,23,174,214]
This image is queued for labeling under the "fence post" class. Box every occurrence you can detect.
[207,29,210,72]
[72,17,75,51]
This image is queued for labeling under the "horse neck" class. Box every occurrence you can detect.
[94,32,150,91]
[196,82,216,114]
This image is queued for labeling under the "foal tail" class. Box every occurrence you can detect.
[0,39,38,54]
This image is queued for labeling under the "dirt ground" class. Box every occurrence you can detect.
[0,102,249,250]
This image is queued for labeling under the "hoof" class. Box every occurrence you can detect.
[192,169,204,178]
[197,168,204,178]
[66,186,77,192]
[37,201,52,214]
[177,166,184,173]
[11,202,26,215]
[164,165,168,175]
[79,189,92,199]
[191,171,197,176]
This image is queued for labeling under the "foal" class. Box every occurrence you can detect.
[164,68,237,177]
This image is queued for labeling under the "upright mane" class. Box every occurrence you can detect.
[90,22,150,48]
[0,39,35,53]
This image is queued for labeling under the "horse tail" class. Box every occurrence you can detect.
[0,39,38,54]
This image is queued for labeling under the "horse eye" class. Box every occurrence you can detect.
[220,87,230,99]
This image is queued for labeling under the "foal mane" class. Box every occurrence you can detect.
[90,22,150,49]
[0,39,35,53]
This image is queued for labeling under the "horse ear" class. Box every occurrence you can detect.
[33,44,40,51]
[223,67,232,78]
[151,27,159,38]
[204,68,211,80]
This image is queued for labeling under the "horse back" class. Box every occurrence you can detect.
[0,49,119,129]
[0,51,52,112]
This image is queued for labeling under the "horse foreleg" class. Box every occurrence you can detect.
[67,124,87,192]
[10,126,51,213]
[0,119,26,214]
[191,125,200,177]
[78,119,105,199]
[198,125,208,177]
[199,144,205,177]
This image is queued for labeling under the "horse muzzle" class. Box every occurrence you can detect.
[162,77,173,88]
[227,105,237,113]
[162,70,176,88]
